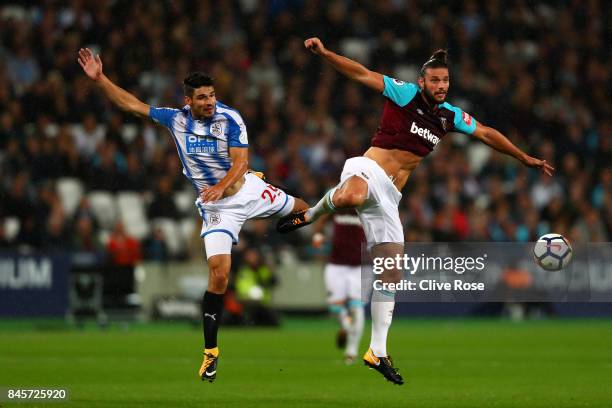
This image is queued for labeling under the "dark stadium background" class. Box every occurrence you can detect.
[0,2,611,406]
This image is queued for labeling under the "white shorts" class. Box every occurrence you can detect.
[196,173,295,258]
[324,263,362,303]
[339,156,403,247]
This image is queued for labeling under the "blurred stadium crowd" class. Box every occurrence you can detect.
[0,0,610,261]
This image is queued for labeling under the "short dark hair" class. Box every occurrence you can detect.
[183,72,215,96]
[419,49,449,77]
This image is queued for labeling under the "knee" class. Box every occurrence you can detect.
[207,256,230,293]
[333,189,366,208]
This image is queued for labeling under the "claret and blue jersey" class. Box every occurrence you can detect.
[149,101,248,191]
[372,75,477,157]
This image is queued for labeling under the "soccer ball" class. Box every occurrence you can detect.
[533,233,573,271]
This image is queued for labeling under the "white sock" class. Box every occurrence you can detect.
[369,290,395,357]
[330,304,350,331]
[306,187,338,222]
[346,301,365,357]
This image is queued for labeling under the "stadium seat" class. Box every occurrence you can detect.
[339,38,371,65]
[180,217,198,243]
[152,218,184,257]
[88,191,117,230]
[4,217,20,241]
[174,190,196,216]
[116,192,150,240]
[121,124,139,144]
[56,178,84,217]
[98,229,111,246]
[393,64,418,83]
[178,276,207,300]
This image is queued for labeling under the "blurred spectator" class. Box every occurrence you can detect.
[531,173,564,210]
[4,172,36,222]
[235,248,279,326]
[71,215,102,253]
[573,206,607,243]
[147,176,179,219]
[72,196,97,226]
[120,151,146,191]
[6,48,40,94]
[71,113,105,158]
[38,184,68,250]
[105,221,142,305]
[106,221,142,267]
[45,209,70,250]
[88,141,125,191]
[143,227,169,261]
[56,125,87,177]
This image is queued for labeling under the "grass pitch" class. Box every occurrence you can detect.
[0,318,610,407]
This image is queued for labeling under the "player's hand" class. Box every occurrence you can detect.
[200,185,225,203]
[312,232,325,248]
[77,48,103,81]
[304,37,326,55]
[522,155,555,176]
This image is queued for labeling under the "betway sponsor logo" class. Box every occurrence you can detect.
[410,122,440,145]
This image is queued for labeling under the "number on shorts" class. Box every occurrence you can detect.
[261,184,279,203]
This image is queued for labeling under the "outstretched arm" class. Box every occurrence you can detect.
[472,122,555,176]
[77,48,149,117]
[304,37,384,92]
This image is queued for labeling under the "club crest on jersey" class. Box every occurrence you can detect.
[462,111,472,126]
[417,108,424,115]
[440,116,449,131]
[210,122,223,137]
[208,213,221,225]
[239,124,248,144]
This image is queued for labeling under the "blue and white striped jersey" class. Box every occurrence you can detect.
[149,101,248,191]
